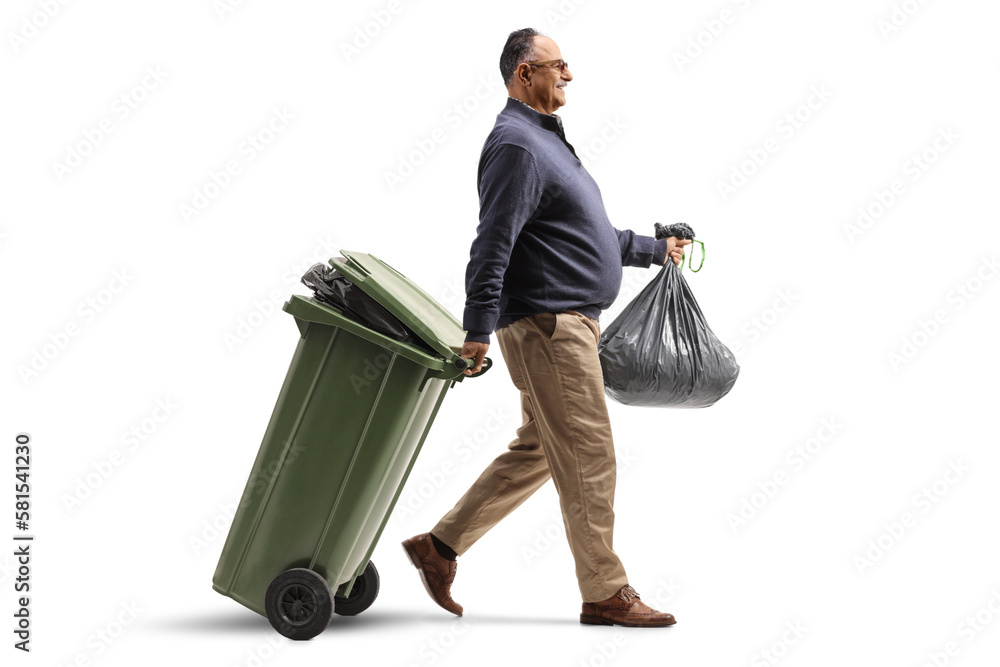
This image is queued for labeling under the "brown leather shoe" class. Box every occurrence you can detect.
[402,533,463,616]
[581,584,676,627]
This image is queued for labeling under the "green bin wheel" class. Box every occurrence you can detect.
[334,561,380,616]
[264,568,334,640]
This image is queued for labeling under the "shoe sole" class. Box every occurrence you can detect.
[580,613,676,628]
[580,614,613,625]
[402,538,462,616]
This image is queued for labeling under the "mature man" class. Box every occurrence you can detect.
[403,28,690,628]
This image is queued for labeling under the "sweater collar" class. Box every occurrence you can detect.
[503,96,565,135]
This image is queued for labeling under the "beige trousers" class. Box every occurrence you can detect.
[431,310,628,603]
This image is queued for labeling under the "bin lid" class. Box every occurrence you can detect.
[330,251,465,361]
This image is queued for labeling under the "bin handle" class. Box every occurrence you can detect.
[455,356,493,378]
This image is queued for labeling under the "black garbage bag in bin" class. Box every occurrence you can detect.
[301,262,435,354]
[597,260,739,408]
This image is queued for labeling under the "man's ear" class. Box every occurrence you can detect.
[517,63,532,86]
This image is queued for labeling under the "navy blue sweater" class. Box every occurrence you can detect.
[463,97,667,343]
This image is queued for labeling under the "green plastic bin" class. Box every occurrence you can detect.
[212,250,486,639]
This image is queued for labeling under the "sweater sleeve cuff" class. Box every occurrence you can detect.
[464,331,491,344]
[463,308,497,338]
[652,238,669,267]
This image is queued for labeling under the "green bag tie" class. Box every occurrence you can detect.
[685,239,705,272]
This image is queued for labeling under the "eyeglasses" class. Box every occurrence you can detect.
[526,59,569,73]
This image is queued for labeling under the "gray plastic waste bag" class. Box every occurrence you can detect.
[598,261,739,408]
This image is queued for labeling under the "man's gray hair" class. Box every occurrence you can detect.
[500,28,542,87]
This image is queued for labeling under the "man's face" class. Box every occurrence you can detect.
[523,36,573,114]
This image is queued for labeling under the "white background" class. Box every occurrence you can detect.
[3,1,999,665]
